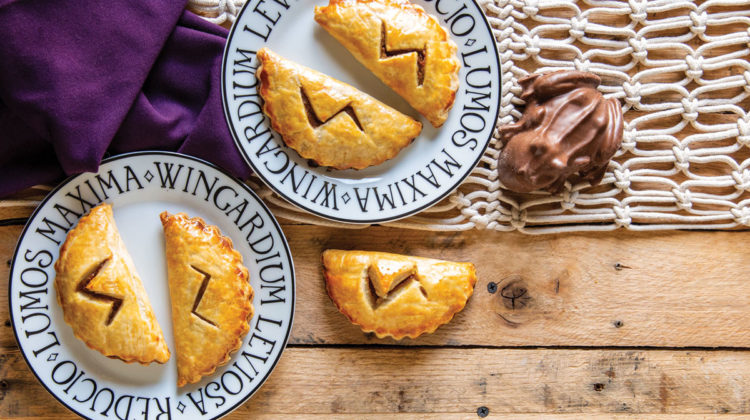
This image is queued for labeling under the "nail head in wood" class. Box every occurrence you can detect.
[614,320,624,328]
[487,282,497,294]
[614,262,631,270]
[477,406,489,417]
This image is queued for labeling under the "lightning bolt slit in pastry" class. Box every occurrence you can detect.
[256,48,422,170]
[322,250,476,340]
[314,0,460,128]
[54,203,170,364]
[160,212,254,387]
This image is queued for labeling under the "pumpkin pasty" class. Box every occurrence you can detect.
[322,250,476,339]
[160,212,254,387]
[54,203,169,364]
[256,47,422,170]
[315,0,460,127]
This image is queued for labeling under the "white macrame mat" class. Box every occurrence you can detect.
[178,1,750,232]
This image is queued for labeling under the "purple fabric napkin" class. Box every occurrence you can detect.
[0,0,252,198]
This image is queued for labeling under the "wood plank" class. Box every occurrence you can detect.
[0,186,49,221]
[0,205,34,222]
[6,415,750,420]
[2,348,750,417]
[2,225,750,348]
[249,416,750,420]
[252,416,750,420]
[0,226,21,351]
[282,225,750,347]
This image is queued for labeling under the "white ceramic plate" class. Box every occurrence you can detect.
[9,152,295,419]
[222,0,501,223]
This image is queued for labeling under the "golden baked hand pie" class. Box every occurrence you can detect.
[322,250,476,339]
[257,47,422,170]
[54,203,169,364]
[160,212,254,387]
[315,0,460,127]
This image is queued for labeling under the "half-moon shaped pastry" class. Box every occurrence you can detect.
[160,212,254,387]
[315,0,460,127]
[257,47,422,170]
[54,203,169,364]
[322,249,476,339]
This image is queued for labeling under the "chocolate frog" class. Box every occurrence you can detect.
[497,70,623,193]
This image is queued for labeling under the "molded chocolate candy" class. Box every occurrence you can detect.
[497,70,623,193]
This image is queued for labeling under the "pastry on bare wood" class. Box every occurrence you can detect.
[322,249,476,339]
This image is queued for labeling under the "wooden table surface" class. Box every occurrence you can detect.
[4,3,750,418]
[1,202,749,418]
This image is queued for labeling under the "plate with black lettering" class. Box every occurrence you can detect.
[8,152,295,419]
[222,0,500,223]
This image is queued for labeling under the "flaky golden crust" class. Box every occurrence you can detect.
[54,203,170,365]
[256,48,422,170]
[315,0,460,127]
[322,249,476,340]
[160,212,254,387]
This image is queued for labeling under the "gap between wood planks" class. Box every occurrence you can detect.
[0,218,29,226]
[3,342,750,353]
[283,343,750,352]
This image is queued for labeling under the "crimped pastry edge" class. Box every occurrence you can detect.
[255,47,422,170]
[255,49,298,161]
[314,0,461,128]
[321,249,476,340]
[54,203,170,365]
[160,211,255,387]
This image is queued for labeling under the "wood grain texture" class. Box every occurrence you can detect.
[282,225,750,347]
[5,416,750,420]
[2,2,750,417]
[0,226,21,351]
[2,225,750,349]
[248,416,750,420]
[2,213,750,417]
[0,226,19,352]
[2,347,750,417]
[5,413,750,420]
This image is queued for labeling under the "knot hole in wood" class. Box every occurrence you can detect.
[491,271,569,328]
[500,281,531,310]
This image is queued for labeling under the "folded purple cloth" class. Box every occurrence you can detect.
[0,0,251,198]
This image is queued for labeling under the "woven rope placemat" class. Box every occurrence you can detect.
[189,0,750,233]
